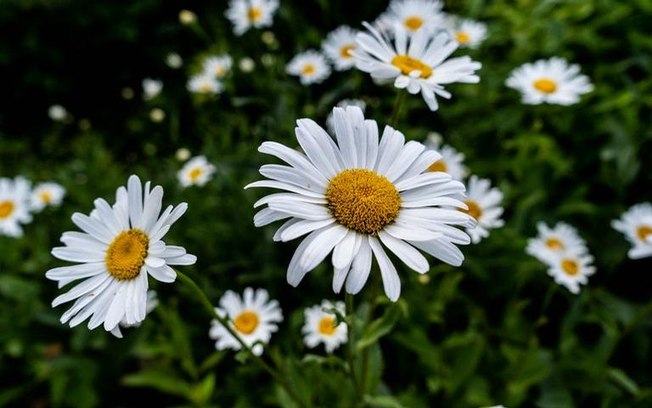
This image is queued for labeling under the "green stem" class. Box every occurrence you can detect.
[177,271,306,408]
[389,90,406,128]
[345,293,362,404]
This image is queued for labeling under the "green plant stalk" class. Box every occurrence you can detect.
[389,90,407,128]
[345,293,362,404]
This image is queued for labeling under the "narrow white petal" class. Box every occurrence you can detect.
[369,237,401,302]
[378,231,429,273]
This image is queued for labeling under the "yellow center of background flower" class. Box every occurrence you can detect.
[545,238,564,250]
[302,64,315,75]
[456,31,470,44]
[427,160,447,173]
[0,200,15,219]
[404,16,423,31]
[200,82,213,93]
[234,310,259,334]
[461,199,482,220]
[189,167,203,182]
[247,7,262,22]
[533,78,557,94]
[339,44,355,58]
[391,55,432,79]
[636,225,652,241]
[39,191,52,203]
[561,258,579,276]
[326,169,401,235]
[105,229,149,280]
[318,316,337,336]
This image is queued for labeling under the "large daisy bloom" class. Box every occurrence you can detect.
[187,74,223,95]
[177,155,216,187]
[31,182,66,212]
[45,175,197,334]
[202,55,233,79]
[547,252,596,294]
[460,175,504,243]
[381,0,445,34]
[424,138,467,181]
[246,106,474,301]
[526,221,587,265]
[225,0,279,36]
[505,57,593,105]
[354,23,481,111]
[286,50,332,85]
[322,26,359,71]
[209,287,283,356]
[302,300,347,353]
[611,203,652,259]
[0,176,32,237]
[446,17,487,49]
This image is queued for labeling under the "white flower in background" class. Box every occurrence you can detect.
[187,74,223,94]
[302,300,347,353]
[166,52,183,69]
[142,78,163,100]
[179,9,196,25]
[202,55,233,79]
[246,106,474,301]
[286,50,332,85]
[326,99,367,135]
[446,17,487,49]
[225,0,279,36]
[46,175,197,334]
[110,290,159,338]
[354,23,481,111]
[177,155,216,187]
[611,203,652,259]
[424,137,467,181]
[322,26,359,71]
[239,57,256,72]
[547,251,596,294]
[461,175,504,243]
[30,182,66,212]
[526,222,588,265]
[209,287,283,356]
[381,0,445,34]
[149,108,166,123]
[0,176,32,237]
[48,105,67,121]
[506,57,593,105]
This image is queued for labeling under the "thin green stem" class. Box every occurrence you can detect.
[345,293,362,404]
[389,90,407,128]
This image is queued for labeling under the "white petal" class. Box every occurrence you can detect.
[345,238,373,294]
[378,231,429,273]
[299,224,349,271]
[369,237,401,301]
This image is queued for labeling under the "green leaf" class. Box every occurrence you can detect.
[363,394,406,408]
[607,367,640,396]
[356,301,406,352]
[122,369,193,399]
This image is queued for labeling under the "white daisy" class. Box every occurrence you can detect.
[322,26,359,71]
[381,0,445,34]
[202,55,233,79]
[142,78,163,100]
[424,137,467,181]
[177,155,216,187]
[611,202,652,259]
[225,0,279,36]
[45,175,197,334]
[461,175,504,243]
[48,105,67,121]
[326,98,367,135]
[246,106,474,301]
[506,57,593,105]
[526,222,588,265]
[110,290,159,338]
[302,299,347,353]
[209,287,283,356]
[286,50,332,86]
[446,17,487,49]
[31,182,66,212]
[354,23,481,111]
[166,52,183,69]
[547,252,596,294]
[187,74,223,94]
[0,176,32,237]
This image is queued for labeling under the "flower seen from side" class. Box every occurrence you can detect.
[460,175,504,243]
[177,155,216,187]
[611,202,652,259]
[302,300,347,353]
[225,0,279,36]
[286,50,332,85]
[31,182,66,212]
[0,176,32,237]
[322,26,359,71]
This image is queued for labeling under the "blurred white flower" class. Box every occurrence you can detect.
[149,108,166,123]
[547,251,596,294]
[187,74,223,94]
[177,155,216,187]
[175,148,191,162]
[239,57,256,73]
[0,176,32,237]
[48,105,67,121]
[612,202,652,259]
[461,175,504,243]
[380,0,445,34]
[423,138,467,181]
[302,300,348,353]
[446,16,487,49]
[142,78,163,100]
[526,222,588,265]
[166,52,183,69]
[322,26,359,71]
[202,55,233,79]
[179,9,196,25]
[31,182,66,212]
[286,50,331,85]
[225,0,279,36]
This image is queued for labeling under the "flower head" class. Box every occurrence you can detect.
[0,176,32,237]
[286,50,332,85]
[202,55,233,79]
[225,0,279,36]
[446,16,487,49]
[526,221,587,265]
[322,26,359,71]
[31,182,66,212]
[302,300,347,353]
[461,175,504,243]
[547,252,596,294]
[380,0,445,34]
[177,155,216,187]
[612,202,652,259]
[423,135,467,180]
[48,105,67,121]
[142,78,163,100]
[187,74,223,95]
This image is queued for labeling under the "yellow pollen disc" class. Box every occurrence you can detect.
[189,167,203,182]
[302,64,316,75]
[0,200,15,219]
[340,44,355,58]
[460,199,482,220]
[636,225,652,241]
[214,67,224,77]
[234,310,259,335]
[326,169,401,235]
[200,83,213,93]
[404,16,424,31]
[391,55,433,79]
[318,316,337,336]
[105,229,149,281]
[456,31,470,44]
[427,160,447,173]
[561,258,579,276]
[39,191,53,203]
[247,7,262,22]
[533,78,558,94]
[545,238,564,250]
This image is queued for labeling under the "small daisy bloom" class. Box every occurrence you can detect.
[209,287,283,356]
[142,78,163,100]
[246,106,474,301]
[31,182,66,212]
[446,17,487,49]
[48,105,67,121]
[177,155,216,187]
[225,0,279,36]
[506,57,593,105]
[354,23,481,111]
[424,137,467,181]
[547,252,596,294]
[322,26,359,71]
[0,176,32,237]
[526,221,588,265]
[187,74,223,94]
[611,203,652,259]
[381,0,445,34]
[286,50,332,85]
[202,55,233,79]
[460,175,504,243]
[46,175,197,334]
[111,290,159,338]
[302,300,347,353]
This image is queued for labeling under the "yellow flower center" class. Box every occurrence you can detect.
[200,82,213,93]
[404,16,424,31]
[234,310,259,335]
[545,237,564,250]
[561,258,579,276]
[456,31,470,44]
[302,64,316,75]
[39,191,53,204]
[105,229,149,281]
[0,200,15,219]
[214,67,225,77]
[339,44,355,59]
[427,160,447,173]
[636,225,652,242]
[391,55,433,79]
[460,199,482,220]
[247,7,262,22]
[326,169,401,235]
[318,316,337,336]
[189,167,203,182]
[533,78,558,94]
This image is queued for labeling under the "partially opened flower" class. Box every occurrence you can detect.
[0,176,32,237]
[31,182,66,212]
[177,155,216,187]
[354,23,481,111]
[209,287,283,356]
[302,300,347,353]
[506,57,593,105]
[424,138,467,180]
[322,26,359,71]
[526,221,588,265]
[460,175,504,243]
[225,0,279,36]
[286,50,331,85]
[381,0,445,34]
[46,175,196,334]
[187,74,223,94]
[246,106,474,301]
[547,252,596,294]
[446,17,487,49]
[202,55,233,79]
[611,202,652,259]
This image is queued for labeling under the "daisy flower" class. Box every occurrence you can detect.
[225,0,279,36]
[202,55,233,79]
[506,57,593,105]
[187,74,223,94]
[446,17,487,49]
[142,78,163,100]
[381,0,445,34]
[48,105,67,121]
[246,106,474,301]
[209,287,283,356]
[424,137,467,180]
[45,175,197,334]
[177,155,216,187]
[547,251,596,294]
[0,176,32,237]
[354,23,481,111]
[322,26,359,71]
[166,52,183,69]
[302,300,347,353]
[286,50,332,85]
[460,175,504,243]
[611,202,652,259]
[31,182,66,212]
[110,290,159,338]
[526,221,587,265]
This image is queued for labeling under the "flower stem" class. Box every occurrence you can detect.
[389,90,407,128]
[345,293,362,403]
